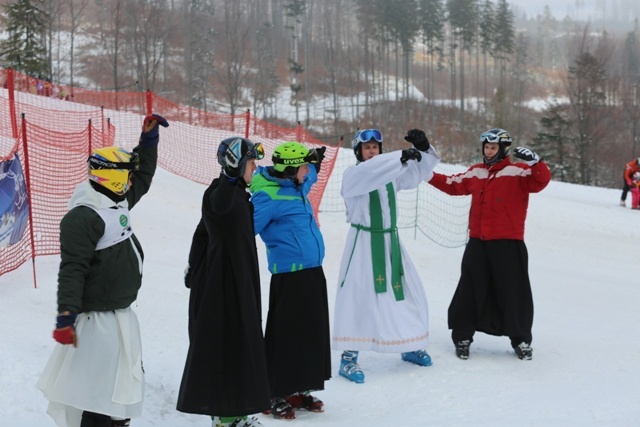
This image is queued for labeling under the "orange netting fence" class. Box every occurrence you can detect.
[0,69,339,285]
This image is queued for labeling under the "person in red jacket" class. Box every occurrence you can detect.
[428,128,551,361]
[620,157,640,207]
[630,171,640,209]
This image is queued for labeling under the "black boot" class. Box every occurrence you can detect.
[111,419,131,427]
[80,412,111,427]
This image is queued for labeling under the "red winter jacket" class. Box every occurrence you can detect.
[624,159,640,184]
[429,157,551,241]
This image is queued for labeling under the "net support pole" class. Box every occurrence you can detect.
[8,69,18,139]
[145,90,153,115]
[100,106,105,146]
[245,109,250,139]
[413,186,420,240]
[88,119,93,155]
[20,114,37,288]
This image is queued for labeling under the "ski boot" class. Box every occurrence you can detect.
[263,397,296,420]
[513,342,533,360]
[286,391,324,412]
[339,350,365,384]
[212,416,263,427]
[455,340,471,360]
[401,349,433,366]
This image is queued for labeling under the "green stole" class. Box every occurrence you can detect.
[366,183,404,301]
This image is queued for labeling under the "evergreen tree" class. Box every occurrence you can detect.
[534,105,575,182]
[446,0,476,118]
[182,0,216,111]
[283,0,306,122]
[567,50,607,184]
[479,0,495,105]
[622,20,640,157]
[1,0,49,78]
[418,0,445,126]
[493,0,514,85]
[380,0,420,99]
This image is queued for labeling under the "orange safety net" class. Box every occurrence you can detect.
[0,69,338,285]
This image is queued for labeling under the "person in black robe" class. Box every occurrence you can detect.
[177,137,270,427]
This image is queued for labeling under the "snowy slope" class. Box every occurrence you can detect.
[1,159,639,427]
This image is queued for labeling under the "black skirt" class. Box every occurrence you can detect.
[265,266,332,397]
[448,238,534,341]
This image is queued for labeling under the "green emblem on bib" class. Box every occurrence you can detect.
[119,214,128,227]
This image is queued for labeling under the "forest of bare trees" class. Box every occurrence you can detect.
[2,0,640,188]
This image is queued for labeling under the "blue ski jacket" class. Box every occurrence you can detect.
[250,165,325,274]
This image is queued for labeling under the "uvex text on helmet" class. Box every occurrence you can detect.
[272,141,311,173]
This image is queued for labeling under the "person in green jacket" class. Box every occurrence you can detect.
[37,114,168,427]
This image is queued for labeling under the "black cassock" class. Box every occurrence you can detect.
[177,175,271,417]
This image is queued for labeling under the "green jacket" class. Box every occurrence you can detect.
[57,145,157,313]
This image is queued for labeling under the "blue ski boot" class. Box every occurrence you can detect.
[339,350,365,383]
[401,349,433,366]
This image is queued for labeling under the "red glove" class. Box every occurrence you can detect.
[142,113,169,133]
[53,312,78,347]
[139,114,169,147]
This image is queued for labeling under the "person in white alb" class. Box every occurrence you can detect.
[332,128,440,384]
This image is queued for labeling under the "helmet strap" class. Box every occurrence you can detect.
[89,180,126,202]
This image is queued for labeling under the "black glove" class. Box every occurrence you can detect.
[400,148,422,164]
[139,113,169,147]
[404,129,430,152]
[309,146,327,172]
[513,146,540,166]
[315,146,327,163]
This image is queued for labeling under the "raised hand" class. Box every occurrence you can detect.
[400,148,422,164]
[513,147,540,166]
[140,113,169,147]
[404,129,430,152]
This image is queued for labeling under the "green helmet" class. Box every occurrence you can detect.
[272,141,311,173]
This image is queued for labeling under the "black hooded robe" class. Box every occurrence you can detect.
[177,176,271,417]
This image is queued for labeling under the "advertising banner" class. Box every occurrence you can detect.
[0,154,29,247]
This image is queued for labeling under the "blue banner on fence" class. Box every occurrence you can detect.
[0,154,29,247]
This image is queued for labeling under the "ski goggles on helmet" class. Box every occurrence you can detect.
[480,131,501,143]
[354,129,383,144]
[248,142,265,160]
[480,130,511,144]
[88,150,140,171]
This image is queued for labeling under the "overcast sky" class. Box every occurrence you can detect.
[508,0,596,19]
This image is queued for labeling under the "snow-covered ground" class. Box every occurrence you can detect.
[1,155,639,427]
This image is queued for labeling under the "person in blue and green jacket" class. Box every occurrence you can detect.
[250,141,331,421]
